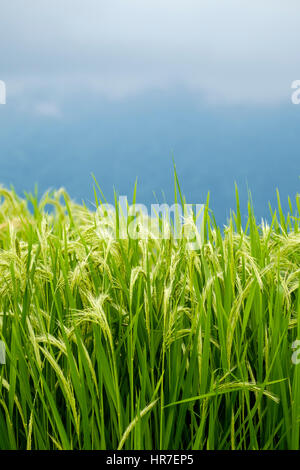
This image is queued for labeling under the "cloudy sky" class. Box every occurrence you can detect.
[1,0,300,110]
[0,1,299,223]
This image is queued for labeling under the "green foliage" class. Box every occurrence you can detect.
[0,177,300,450]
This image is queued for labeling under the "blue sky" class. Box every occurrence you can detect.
[0,1,300,223]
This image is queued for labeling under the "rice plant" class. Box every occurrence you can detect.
[0,173,300,450]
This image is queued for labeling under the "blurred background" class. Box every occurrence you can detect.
[0,0,299,224]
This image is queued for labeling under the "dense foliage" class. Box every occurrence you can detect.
[0,181,300,450]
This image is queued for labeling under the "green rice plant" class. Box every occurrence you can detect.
[0,171,300,450]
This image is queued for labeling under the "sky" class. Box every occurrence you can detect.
[1,1,300,107]
[0,1,299,223]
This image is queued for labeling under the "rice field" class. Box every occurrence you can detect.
[0,176,300,450]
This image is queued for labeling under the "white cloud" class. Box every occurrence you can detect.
[1,0,300,104]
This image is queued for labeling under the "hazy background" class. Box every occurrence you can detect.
[0,0,299,223]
